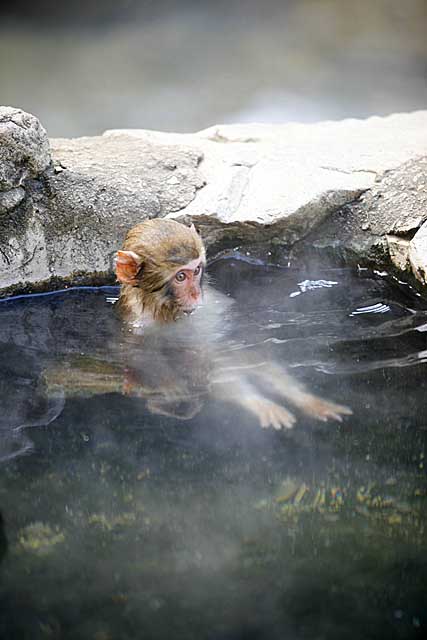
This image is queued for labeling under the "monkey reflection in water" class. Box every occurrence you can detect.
[49,220,351,429]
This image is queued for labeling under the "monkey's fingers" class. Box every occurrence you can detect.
[265,403,296,430]
[301,395,352,423]
[247,398,296,430]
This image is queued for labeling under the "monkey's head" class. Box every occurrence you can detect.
[115,219,206,323]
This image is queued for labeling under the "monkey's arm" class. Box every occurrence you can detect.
[251,362,352,423]
[43,356,126,397]
[43,355,203,422]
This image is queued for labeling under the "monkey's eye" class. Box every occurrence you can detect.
[175,271,186,283]
[194,264,202,276]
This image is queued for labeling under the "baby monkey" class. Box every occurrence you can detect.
[116,219,205,326]
[114,219,351,430]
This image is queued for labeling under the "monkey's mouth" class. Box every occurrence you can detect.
[181,302,202,317]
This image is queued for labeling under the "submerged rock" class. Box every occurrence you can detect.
[1,105,427,295]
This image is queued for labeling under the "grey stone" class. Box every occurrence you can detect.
[298,155,427,279]
[0,106,51,191]
[2,107,427,295]
[39,135,205,280]
[0,187,25,214]
[409,222,427,285]
[102,114,427,258]
[106,113,427,241]
[0,125,205,293]
[50,134,204,215]
[387,235,411,272]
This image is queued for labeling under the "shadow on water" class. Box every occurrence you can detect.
[0,256,426,639]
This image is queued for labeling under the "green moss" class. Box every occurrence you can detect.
[15,522,65,556]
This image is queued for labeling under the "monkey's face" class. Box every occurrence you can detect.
[115,250,205,322]
[115,219,207,323]
[167,257,204,315]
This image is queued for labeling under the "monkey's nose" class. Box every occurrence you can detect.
[183,299,201,315]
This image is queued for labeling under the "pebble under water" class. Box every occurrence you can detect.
[0,256,426,640]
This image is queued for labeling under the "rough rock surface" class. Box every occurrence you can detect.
[0,107,50,188]
[409,223,427,286]
[0,107,50,201]
[295,156,427,276]
[1,106,427,296]
[104,114,427,252]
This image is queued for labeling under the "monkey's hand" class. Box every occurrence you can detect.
[296,393,352,423]
[244,396,296,430]
[212,374,297,430]
[250,364,352,424]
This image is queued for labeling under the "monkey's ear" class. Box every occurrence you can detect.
[115,250,143,285]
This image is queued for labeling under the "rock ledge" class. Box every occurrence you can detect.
[1,106,427,295]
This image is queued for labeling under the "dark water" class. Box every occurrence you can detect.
[0,257,426,639]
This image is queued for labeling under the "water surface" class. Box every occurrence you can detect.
[0,258,426,639]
